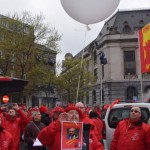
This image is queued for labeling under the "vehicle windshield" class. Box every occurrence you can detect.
[108,107,150,128]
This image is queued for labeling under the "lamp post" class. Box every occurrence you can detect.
[100,67,103,107]
[99,51,107,107]
[94,41,107,106]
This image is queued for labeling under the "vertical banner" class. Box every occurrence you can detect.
[139,23,150,73]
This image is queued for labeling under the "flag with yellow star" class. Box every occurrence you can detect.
[139,22,150,73]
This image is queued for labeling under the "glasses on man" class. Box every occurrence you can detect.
[77,107,84,109]
[36,113,41,116]
[130,109,141,113]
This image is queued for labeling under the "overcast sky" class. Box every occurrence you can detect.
[0,0,150,69]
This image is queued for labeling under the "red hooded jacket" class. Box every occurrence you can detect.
[92,118,103,141]
[0,115,15,150]
[4,109,27,150]
[110,119,150,150]
[81,114,103,142]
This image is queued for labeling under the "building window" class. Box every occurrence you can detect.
[94,68,98,81]
[139,20,144,25]
[124,51,136,75]
[93,50,97,65]
[126,86,137,100]
[123,25,131,33]
[144,86,150,102]
[92,90,96,104]
[86,60,89,72]
[122,21,131,33]
[123,21,128,25]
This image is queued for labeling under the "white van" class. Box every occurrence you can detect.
[102,103,150,150]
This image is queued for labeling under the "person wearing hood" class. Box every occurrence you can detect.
[0,115,15,150]
[38,105,104,150]
[3,103,28,150]
[110,106,150,150]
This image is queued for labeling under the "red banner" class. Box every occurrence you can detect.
[139,23,150,73]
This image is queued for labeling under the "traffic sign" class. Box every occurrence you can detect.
[2,95,9,103]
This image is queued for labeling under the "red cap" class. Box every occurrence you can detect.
[52,106,64,113]
[65,105,83,119]
[39,106,48,113]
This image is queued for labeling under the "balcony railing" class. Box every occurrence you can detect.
[124,74,138,79]
[124,74,150,79]
[142,74,150,79]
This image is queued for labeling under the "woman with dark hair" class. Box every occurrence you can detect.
[110,106,150,150]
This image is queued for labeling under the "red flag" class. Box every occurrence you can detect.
[139,23,150,73]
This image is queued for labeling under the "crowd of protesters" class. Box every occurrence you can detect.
[0,102,105,150]
[1,101,149,150]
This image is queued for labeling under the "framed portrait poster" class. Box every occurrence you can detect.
[61,121,83,150]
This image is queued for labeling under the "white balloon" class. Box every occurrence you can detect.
[60,0,120,25]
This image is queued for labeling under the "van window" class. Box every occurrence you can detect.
[108,107,150,128]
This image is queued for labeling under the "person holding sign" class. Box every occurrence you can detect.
[38,105,104,150]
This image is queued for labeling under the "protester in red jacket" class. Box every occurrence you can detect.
[75,102,103,145]
[0,115,15,150]
[89,110,103,143]
[3,103,28,150]
[38,105,104,150]
[110,106,150,150]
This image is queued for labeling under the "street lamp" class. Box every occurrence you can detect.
[94,41,107,106]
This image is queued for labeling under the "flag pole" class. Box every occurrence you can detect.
[100,65,103,107]
[95,41,107,106]
[137,29,143,102]
[140,74,143,102]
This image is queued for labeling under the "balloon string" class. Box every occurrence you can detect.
[76,25,90,103]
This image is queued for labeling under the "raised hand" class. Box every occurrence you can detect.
[13,103,19,110]
[58,112,69,123]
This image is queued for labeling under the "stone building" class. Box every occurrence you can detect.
[29,44,57,108]
[64,9,150,106]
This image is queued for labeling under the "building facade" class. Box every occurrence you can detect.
[0,15,58,107]
[28,44,57,108]
[65,9,150,106]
